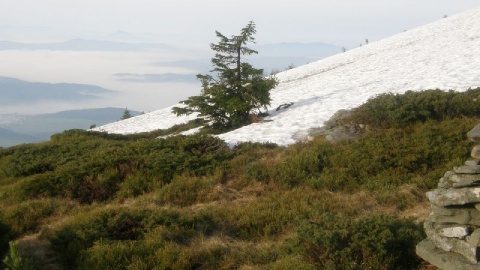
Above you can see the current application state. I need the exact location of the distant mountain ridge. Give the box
[0,126,40,146]
[0,76,116,105]
[0,107,142,147]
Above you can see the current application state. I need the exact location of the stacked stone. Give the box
[417,124,480,270]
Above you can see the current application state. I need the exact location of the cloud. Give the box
[0,39,174,51]
[152,59,210,73]
[114,73,198,83]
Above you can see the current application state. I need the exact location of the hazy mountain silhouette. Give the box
[0,107,142,147]
[0,76,116,104]
[0,126,41,147]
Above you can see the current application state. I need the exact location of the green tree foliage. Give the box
[172,21,278,130]
[120,108,132,120]
[2,242,33,270]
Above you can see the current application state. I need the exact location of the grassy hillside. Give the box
[1,88,480,269]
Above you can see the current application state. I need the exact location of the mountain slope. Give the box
[93,7,480,146]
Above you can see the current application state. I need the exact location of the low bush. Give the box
[0,218,12,257]
[48,208,206,268]
[78,239,190,270]
[293,214,425,269]
[349,88,480,128]
[157,175,216,206]
[1,88,479,269]
[2,199,63,235]
[3,132,230,203]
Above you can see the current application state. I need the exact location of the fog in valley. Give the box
[0,46,205,114]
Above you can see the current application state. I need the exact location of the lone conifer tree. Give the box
[172,21,277,130]
[121,108,132,120]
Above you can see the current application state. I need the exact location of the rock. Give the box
[438,225,472,238]
[417,124,480,267]
[431,206,480,225]
[424,220,454,251]
[455,166,480,174]
[427,187,480,206]
[431,203,456,215]
[438,171,480,188]
[467,160,480,166]
[467,124,480,143]
[308,109,360,142]
[439,171,456,188]
[425,221,479,263]
[322,109,353,129]
[451,174,480,188]
[416,239,480,270]
[469,229,480,247]
[473,146,480,160]
[275,102,294,111]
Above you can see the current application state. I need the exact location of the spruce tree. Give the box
[121,108,132,120]
[172,21,277,130]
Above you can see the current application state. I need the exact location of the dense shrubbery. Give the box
[0,88,479,269]
[349,88,480,128]
[2,132,230,203]
[295,214,424,269]
[0,218,12,258]
[223,118,474,192]
[48,208,203,267]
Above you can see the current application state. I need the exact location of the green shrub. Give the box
[116,173,160,198]
[2,199,61,235]
[265,255,316,270]
[308,118,474,191]
[157,175,215,206]
[2,242,33,270]
[4,133,231,204]
[0,218,12,257]
[50,209,148,267]
[78,239,190,270]
[226,142,281,184]
[269,140,333,187]
[293,214,424,269]
[82,240,191,270]
[1,89,479,269]
[48,208,202,268]
[350,88,480,128]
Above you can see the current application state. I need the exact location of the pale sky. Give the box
[1,0,479,47]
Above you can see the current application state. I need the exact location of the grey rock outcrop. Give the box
[308,109,361,142]
[417,124,480,269]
